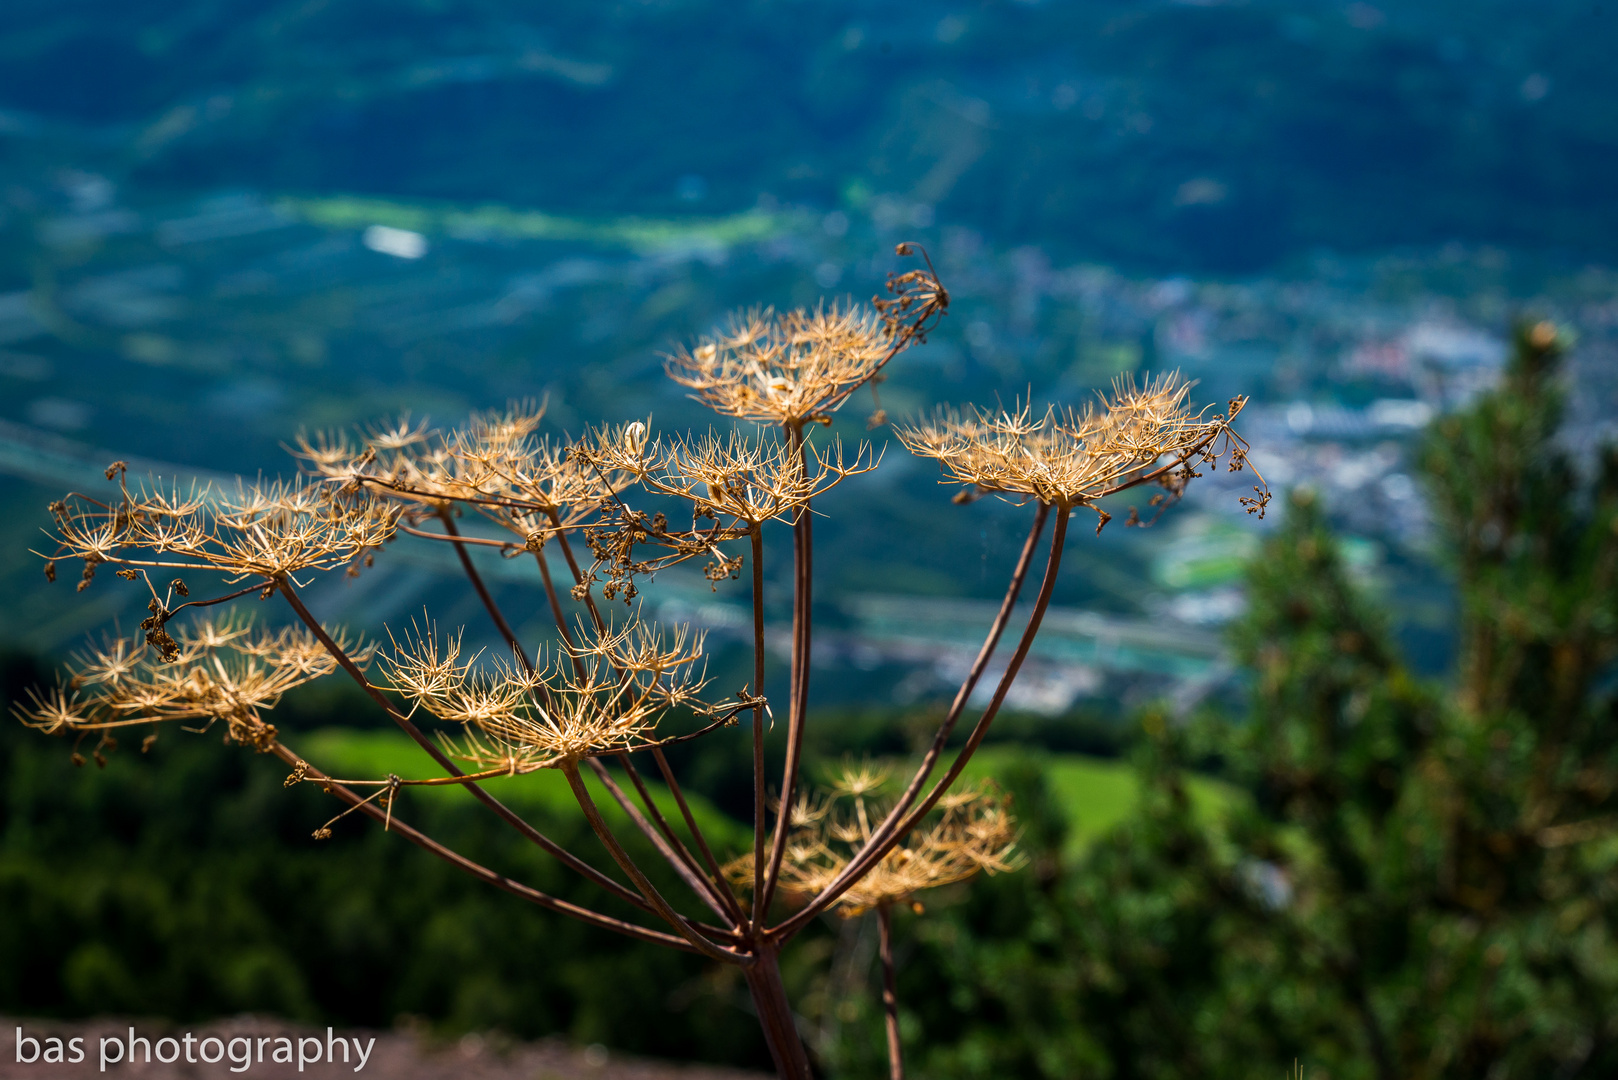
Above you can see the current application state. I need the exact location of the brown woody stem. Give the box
[542,510,739,924]
[878,904,905,1080]
[650,744,747,924]
[750,523,768,935]
[613,750,739,925]
[743,946,815,1080]
[266,741,693,951]
[761,427,812,918]
[561,759,742,963]
[438,508,530,670]
[276,579,655,917]
[772,503,1067,939]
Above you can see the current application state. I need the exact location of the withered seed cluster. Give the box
[16,247,1261,1080]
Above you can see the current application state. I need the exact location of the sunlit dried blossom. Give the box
[666,245,946,429]
[728,769,1022,916]
[897,373,1264,517]
[381,615,725,772]
[41,471,395,587]
[293,401,626,547]
[13,616,364,751]
[665,306,890,427]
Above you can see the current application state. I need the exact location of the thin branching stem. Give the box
[772,504,1068,939]
[613,749,738,925]
[584,753,733,926]
[165,581,269,619]
[878,903,905,1080]
[802,503,1049,893]
[750,522,768,936]
[437,507,532,673]
[276,578,657,917]
[543,507,739,925]
[532,547,587,682]
[649,744,747,924]
[265,741,695,951]
[561,759,744,963]
[760,424,812,917]
[398,522,520,549]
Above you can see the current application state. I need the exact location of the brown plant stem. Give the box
[541,512,740,925]
[877,904,905,1080]
[870,508,1071,866]
[532,547,589,682]
[265,741,693,951]
[561,759,742,963]
[276,578,656,917]
[760,426,812,918]
[750,523,768,934]
[437,507,529,669]
[743,946,816,1080]
[772,503,1068,939]
[613,749,738,924]
[650,744,747,923]
[533,554,739,922]
[584,753,735,927]
[862,502,1050,848]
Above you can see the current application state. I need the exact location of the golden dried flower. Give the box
[897,373,1259,512]
[666,304,901,427]
[728,778,1022,916]
[380,613,721,772]
[13,616,363,752]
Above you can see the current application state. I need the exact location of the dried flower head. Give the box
[41,472,395,587]
[381,613,726,772]
[666,305,894,427]
[898,374,1263,519]
[14,615,364,752]
[665,249,946,428]
[294,401,626,547]
[729,778,1022,916]
[654,429,877,525]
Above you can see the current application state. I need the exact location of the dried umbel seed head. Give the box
[14,616,364,753]
[666,250,945,430]
[727,779,1023,916]
[380,613,722,772]
[897,373,1264,515]
[666,304,895,427]
[41,469,397,586]
[294,401,625,546]
[653,430,879,526]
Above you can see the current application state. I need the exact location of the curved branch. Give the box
[562,760,746,963]
[438,508,530,670]
[749,524,768,935]
[265,741,696,951]
[772,504,1068,940]
[275,579,656,918]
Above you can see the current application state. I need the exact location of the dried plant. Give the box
[16,246,1262,1080]
[727,769,1023,914]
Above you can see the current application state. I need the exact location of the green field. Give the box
[962,745,1240,856]
[294,729,1239,862]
